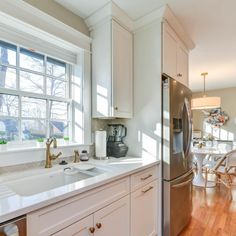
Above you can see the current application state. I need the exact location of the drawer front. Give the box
[27,177,129,236]
[131,165,158,191]
[131,180,158,236]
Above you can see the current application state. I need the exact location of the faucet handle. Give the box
[51,151,62,160]
[56,151,62,158]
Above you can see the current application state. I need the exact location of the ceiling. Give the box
[55,0,236,92]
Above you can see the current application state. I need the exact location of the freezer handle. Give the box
[172,175,194,188]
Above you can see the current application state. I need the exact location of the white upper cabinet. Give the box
[91,19,133,118]
[112,21,133,118]
[163,22,189,87]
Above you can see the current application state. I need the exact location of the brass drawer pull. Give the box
[142,186,153,193]
[89,227,95,233]
[141,174,152,181]
[96,223,102,229]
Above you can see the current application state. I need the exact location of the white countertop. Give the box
[0,157,159,223]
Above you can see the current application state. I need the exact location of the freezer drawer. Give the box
[163,170,193,236]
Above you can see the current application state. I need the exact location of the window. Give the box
[0,40,71,141]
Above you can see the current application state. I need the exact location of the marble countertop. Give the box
[0,157,160,223]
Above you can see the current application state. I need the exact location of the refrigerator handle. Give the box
[172,175,194,188]
[184,98,193,156]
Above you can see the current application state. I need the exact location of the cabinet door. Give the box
[94,195,130,236]
[52,215,93,236]
[112,20,133,118]
[177,45,188,86]
[163,25,177,80]
[131,180,158,236]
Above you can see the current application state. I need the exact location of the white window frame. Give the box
[0,40,74,142]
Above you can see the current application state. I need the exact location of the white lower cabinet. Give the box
[94,196,130,236]
[131,180,158,236]
[27,166,159,236]
[52,215,93,236]
[53,196,130,236]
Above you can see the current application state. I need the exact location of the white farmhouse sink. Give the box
[4,166,108,196]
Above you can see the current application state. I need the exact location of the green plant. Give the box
[63,136,69,141]
[37,138,44,142]
[0,140,7,145]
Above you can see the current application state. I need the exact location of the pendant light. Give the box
[191,72,221,110]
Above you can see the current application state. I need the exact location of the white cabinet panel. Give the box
[163,26,177,80]
[162,23,189,87]
[92,19,133,118]
[131,180,158,236]
[177,45,188,87]
[94,196,130,236]
[52,215,93,236]
[112,20,133,118]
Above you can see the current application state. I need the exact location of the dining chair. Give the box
[205,149,236,190]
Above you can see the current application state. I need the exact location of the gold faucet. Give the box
[45,138,62,168]
[74,150,80,163]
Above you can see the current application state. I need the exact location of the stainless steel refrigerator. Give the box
[162,74,193,236]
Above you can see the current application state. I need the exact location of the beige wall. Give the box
[23,0,89,36]
[193,87,236,140]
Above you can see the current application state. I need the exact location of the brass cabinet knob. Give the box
[96,223,102,229]
[89,227,95,233]
[114,106,118,111]
[177,73,182,77]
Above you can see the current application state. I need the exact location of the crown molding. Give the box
[85,1,133,31]
[134,5,195,50]
[0,0,92,52]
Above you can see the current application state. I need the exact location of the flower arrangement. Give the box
[205,109,229,128]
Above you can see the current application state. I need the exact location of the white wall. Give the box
[23,0,89,36]
[124,20,162,160]
[193,87,236,141]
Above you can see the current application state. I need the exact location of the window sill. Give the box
[0,142,85,154]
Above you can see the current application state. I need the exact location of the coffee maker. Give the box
[107,124,128,158]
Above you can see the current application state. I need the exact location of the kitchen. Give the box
[0,0,235,236]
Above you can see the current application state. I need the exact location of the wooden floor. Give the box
[179,182,236,236]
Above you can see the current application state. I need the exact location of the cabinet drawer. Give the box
[27,177,130,236]
[131,165,158,191]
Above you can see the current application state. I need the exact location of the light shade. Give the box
[191,96,221,110]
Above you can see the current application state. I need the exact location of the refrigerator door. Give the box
[162,75,193,180]
[163,170,193,236]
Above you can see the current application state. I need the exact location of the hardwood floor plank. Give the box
[179,182,236,236]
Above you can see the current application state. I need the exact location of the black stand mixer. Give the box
[107,124,128,158]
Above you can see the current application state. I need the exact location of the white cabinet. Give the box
[163,23,189,87]
[91,19,133,118]
[131,180,158,236]
[94,196,130,236]
[53,196,130,236]
[27,177,130,236]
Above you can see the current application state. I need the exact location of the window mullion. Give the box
[46,99,50,138]
[19,95,22,141]
[16,46,20,91]
[44,56,47,95]
[67,65,72,141]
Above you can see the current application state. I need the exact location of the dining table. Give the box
[191,146,228,188]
